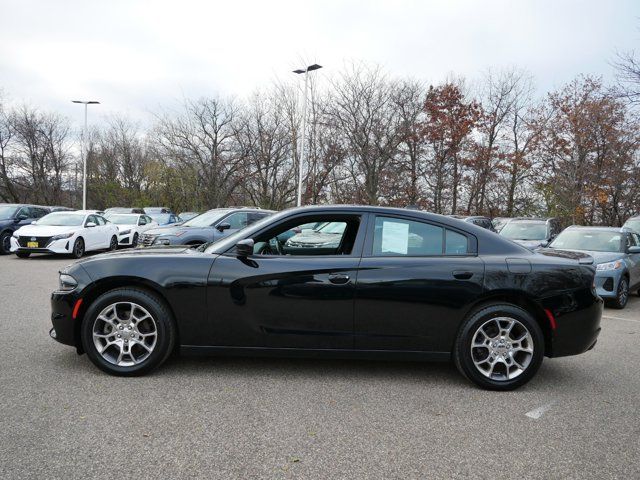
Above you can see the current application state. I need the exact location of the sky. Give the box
[1,0,639,129]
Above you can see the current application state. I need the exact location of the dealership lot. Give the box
[1,253,639,479]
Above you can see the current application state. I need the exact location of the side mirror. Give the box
[217,222,231,232]
[86,222,97,228]
[236,239,254,257]
[628,246,640,254]
[15,215,28,222]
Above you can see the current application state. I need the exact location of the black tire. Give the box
[453,303,545,391]
[608,277,629,309]
[72,238,85,258]
[80,288,176,376]
[0,231,11,255]
[15,251,31,258]
[108,235,118,251]
[132,233,139,247]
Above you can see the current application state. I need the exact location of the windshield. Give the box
[150,214,171,223]
[145,208,166,214]
[550,230,623,253]
[109,214,138,225]
[500,222,547,240]
[36,213,84,226]
[624,219,640,233]
[0,206,18,220]
[183,209,231,227]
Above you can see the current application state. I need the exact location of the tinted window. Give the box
[445,229,468,254]
[373,217,443,256]
[16,207,30,218]
[248,212,270,224]
[631,233,640,247]
[225,212,249,229]
[95,216,106,226]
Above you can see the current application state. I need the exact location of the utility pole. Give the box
[293,64,322,207]
[71,100,100,209]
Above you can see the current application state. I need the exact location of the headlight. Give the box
[596,260,623,271]
[51,232,74,241]
[12,232,19,238]
[119,229,131,235]
[58,273,78,291]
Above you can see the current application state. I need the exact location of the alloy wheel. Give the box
[92,302,158,367]
[470,317,534,381]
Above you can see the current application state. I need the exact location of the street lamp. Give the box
[293,63,322,207]
[72,100,100,210]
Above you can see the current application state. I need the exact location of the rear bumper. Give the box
[548,296,603,357]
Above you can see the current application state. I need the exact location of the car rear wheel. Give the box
[453,303,544,391]
[81,288,176,376]
[609,277,629,309]
[0,231,11,254]
[72,238,84,258]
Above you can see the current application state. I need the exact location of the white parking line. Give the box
[525,402,555,419]
[602,315,640,324]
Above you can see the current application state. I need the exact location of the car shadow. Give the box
[7,251,103,261]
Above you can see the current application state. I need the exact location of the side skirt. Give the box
[180,345,452,362]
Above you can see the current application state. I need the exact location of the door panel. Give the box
[355,256,485,351]
[207,255,359,349]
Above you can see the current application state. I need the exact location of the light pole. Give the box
[293,64,322,207]
[72,100,100,210]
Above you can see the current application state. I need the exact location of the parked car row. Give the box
[0,203,199,256]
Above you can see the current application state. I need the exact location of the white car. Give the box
[10,211,119,258]
[108,213,158,247]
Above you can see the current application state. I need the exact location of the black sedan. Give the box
[50,206,602,390]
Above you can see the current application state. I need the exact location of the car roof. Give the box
[509,217,554,223]
[207,205,529,256]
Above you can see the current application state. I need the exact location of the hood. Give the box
[287,232,341,246]
[73,245,199,265]
[513,239,547,249]
[14,224,79,237]
[539,248,623,265]
[115,224,136,232]
[145,225,188,236]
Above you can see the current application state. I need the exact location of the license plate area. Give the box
[27,241,38,248]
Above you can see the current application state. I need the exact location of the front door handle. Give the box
[328,273,350,285]
[452,271,473,280]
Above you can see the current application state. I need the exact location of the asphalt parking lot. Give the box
[1,253,639,480]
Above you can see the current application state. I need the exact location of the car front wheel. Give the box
[454,303,544,391]
[0,231,11,254]
[72,238,85,258]
[609,277,629,309]
[81,288,176,376]
[109,235,118,251]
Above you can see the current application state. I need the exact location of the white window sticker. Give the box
[381,221,409,254]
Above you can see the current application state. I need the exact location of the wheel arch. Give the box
[73,276,180,354]
[457,290,552,356]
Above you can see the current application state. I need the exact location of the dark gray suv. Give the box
[138,207,274,247]
[0,204,51,254]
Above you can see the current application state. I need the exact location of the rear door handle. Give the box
[328,273,350,284]
[452,271,473,280]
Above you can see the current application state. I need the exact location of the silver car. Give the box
[544,226,640,309]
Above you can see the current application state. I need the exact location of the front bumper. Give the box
[594,271,622,299]
[118,233,134,245]
[50,291,80,348]
[10,236,74,254]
